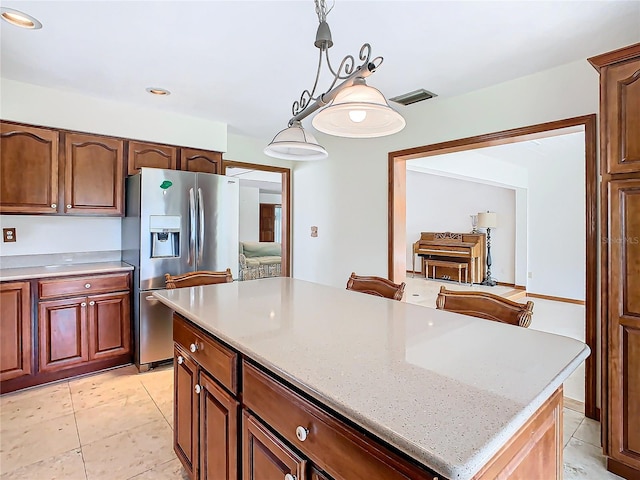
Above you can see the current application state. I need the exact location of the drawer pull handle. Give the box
[194,384,201,394]
[177,356,184,365]
[85,283,91,289]
[295,426,309,442]
[285,475,297,480]
[190,343,198,353]
[66,204,72,209]
[89,301,95,306]
[51,203,57,208]
[81,302,87,307]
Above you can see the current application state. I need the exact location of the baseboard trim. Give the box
[526,292,585,305]
[607,457,640,480]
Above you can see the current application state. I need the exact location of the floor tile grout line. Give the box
[68,380,90,480]
[139,378,174,430]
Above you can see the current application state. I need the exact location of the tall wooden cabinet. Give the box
[589,43,640,479]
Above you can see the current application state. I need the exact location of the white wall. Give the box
[259,193,282,204]
[239,187,260,242]
[289,59,599,288]
[406,172,516,284]
[0,215,121,256]
[527,139,585,300]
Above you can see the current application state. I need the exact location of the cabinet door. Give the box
[174,345,199,480]
[0,282,32,381]
[87,292,131,361]
[0,123,59,214]
[243,412,306,480]
[199,371,238,480]
[602,58,640,174]
[38,297,88,372]
[64,133,124,215]
[608,178,640,471]
[180,148,221,174]
[127,141,177,175]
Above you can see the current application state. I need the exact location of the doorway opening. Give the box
[388,115,598,420]
[223,160,291,278]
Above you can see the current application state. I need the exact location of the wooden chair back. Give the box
[435,286,533,327]
[165,269,233,289]
[346,272,406,301]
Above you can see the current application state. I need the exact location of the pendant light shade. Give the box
[264,121,328,161]
[311,79,406,138]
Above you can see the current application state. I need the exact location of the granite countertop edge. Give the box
[0,261,134,281]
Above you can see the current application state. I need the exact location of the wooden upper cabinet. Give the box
[589,44,640,175]
[0,282,32,382]
[0,123,59,214]
[127,140,177,175]
[64,133,124,215]
[180,148,221,174]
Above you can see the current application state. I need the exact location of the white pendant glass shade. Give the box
[264,122,328,161]
[312,82,406,138]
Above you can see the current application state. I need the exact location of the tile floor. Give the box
[0,281,621,479]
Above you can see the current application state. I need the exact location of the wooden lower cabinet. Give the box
[243,412,306,480]
[38,296,89,372]
[174,345,199,479]
[1,271,132,394]
[174,344,239,480]
[0,281,32,381]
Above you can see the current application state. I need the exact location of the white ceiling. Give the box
[1,1,639,143]
[407,129,585,188]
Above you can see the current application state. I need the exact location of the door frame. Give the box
[222,160,291,277]
[388,114,598,420]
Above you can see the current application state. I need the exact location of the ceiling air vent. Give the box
[389,89,437,106]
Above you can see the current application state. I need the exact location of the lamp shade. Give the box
[477,212,498,229]
[264,122,328,161]
[311,80,406,138]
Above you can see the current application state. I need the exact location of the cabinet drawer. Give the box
[243,362,437,480]
[173,314,237,395]
[38,273,130,299]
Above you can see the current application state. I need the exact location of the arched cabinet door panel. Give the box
[64,133,124,215]
[180,147,221,174]
[0,123,59,214]
[127,140,177,175]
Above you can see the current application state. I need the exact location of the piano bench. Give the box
[423,259,469,284]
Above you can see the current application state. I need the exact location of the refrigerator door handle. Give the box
[197,187,204,263]
[188,187,196,265]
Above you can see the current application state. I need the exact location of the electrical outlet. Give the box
[528,271,533,279]
[311,226,318,238]
[3,228,16,243]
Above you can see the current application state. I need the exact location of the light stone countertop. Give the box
[153,277,589,480]
[0,261,133,282]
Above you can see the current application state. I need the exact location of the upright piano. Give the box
[412,232,486,284]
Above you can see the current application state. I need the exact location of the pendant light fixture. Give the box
[264,0,405,160]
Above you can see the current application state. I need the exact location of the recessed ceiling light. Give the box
[1,8,42,29]
[146,87,171,96]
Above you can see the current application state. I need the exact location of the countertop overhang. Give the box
[153,277,589,480]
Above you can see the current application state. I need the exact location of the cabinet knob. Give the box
[89,301,95,306]
[66,204,72,209]
[51,203,57,208]
[85,283,91,289]
[189,343,198,353]
[295,426,309,442]
[81,302,87,307]
[194,384,201,394]
[285,475,297,480]
[177,356,184,365]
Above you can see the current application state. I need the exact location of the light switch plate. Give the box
[3,228,16,242]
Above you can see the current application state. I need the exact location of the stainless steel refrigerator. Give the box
[122,167,239,371]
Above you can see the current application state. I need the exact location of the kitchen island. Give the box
[153,277,589,480]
